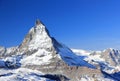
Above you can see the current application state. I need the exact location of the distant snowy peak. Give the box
[103,48,117,52]
[100,48,120,66]
[0,46,18,57]
[0,46,5,57]
[72,48,120,68]
[87,48,120,73]
[19,19,54,54]
[71,48,91,56]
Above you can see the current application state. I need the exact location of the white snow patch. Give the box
[21,49,53,65]
[28,24,53,50]
[71,48,91,56]
[85,54,105,62]
[0,68,47,81]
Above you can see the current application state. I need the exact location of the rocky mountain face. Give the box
[19,19,55,55]
[101,48,120,66]
[0,20,120,81]
[90,48,120,73]
[72,48,120,80]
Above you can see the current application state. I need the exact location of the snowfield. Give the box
[0,68,48,81]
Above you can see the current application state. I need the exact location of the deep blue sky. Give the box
[0,0,120,50]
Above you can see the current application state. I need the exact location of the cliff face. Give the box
[18,19,55,55]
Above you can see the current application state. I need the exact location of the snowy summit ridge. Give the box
[19,19,54,54]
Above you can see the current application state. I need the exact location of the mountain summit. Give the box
[18,19,95,68]
[35,19,42,25]
[19,19,54,54]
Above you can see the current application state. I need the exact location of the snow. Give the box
[4,55,22,68]
[21,49,53,65]
[103,48,114,52]
[71,48,120,74]
[0,46,5,51]
[71,48,91,56]
[18,23,55,66]
[28,24,53,50]
[6,47,17,54]
[0,68,48,81]
[0,59,5,67]
[85,54,105,62]
[56,44,96,69]
[115,66,120,71]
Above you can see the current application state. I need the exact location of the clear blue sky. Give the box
[0,0,120,50]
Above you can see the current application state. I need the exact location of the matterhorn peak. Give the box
[18,19,54,54]
[35,19,44,28]
[34,19,50,36]
[34,19,45,30]
[35,19,43,26]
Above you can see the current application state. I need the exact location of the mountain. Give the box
[72,48,120,71]
[0,19,120,81]
[72,48,120,80]
[19,19,55,55]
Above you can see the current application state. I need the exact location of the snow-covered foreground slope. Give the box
[0,68,47,81]
[0,57,70,81]
[0,19,120,81]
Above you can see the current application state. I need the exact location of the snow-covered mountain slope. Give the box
[17,19,95,69]
[0,67,68,81]
[0,19,120,81]
[19,19,55,55]
[0,68,46,81]
[72,48,120,74]
[52,38,96,68]
[0,46,5,57]
[0,46,18,57]
[87,48,120,73]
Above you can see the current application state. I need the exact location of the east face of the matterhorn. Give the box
[0,19,120,81]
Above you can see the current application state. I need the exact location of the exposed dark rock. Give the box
[0,73,13,77]
[40,74,70,81]
[35,19,41,25]
[5,55,22,69]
